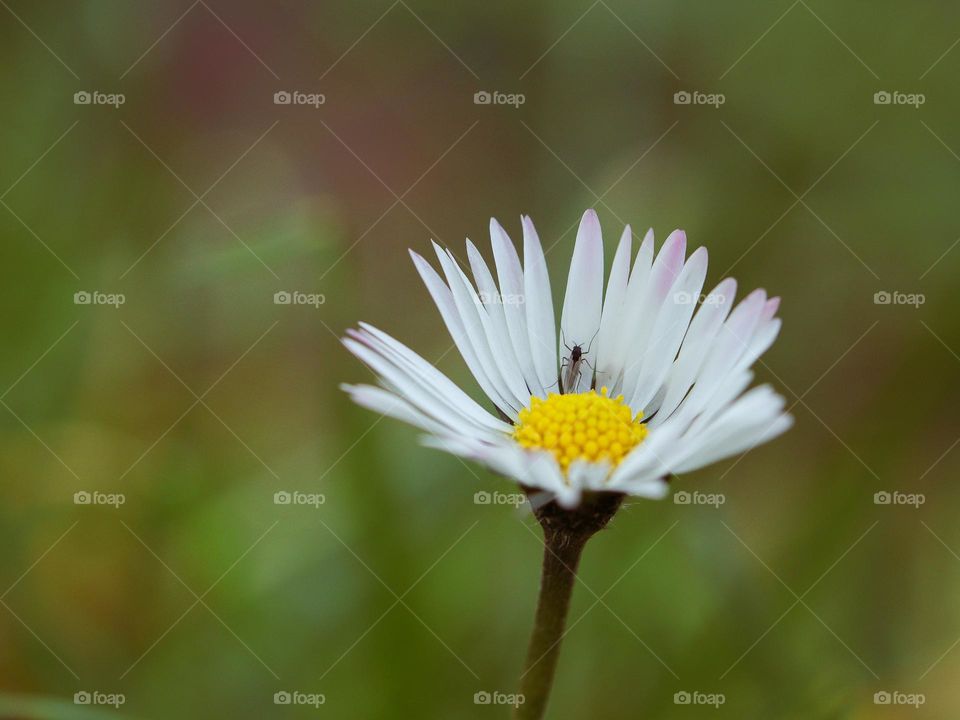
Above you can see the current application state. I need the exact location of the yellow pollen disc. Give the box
[513,387,648,472]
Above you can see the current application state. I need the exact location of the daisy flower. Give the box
[342,209,792,508]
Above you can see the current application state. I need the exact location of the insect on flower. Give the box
[559,329,598,394]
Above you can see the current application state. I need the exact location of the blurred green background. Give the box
[1,1,958,718]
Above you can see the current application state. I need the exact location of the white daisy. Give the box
[342,209,792,508]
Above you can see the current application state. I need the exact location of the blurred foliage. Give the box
[1,0,959,718]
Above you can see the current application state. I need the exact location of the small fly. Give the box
[559,329,598,394]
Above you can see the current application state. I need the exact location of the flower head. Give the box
[342,210,792,507]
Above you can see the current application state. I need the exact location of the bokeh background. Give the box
[1,1,958,718]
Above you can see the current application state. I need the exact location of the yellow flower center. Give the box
[513,387,648,472]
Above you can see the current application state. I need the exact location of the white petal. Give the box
[559,209,604,393]
[652,277,737,427]
[341,383,450,436]
[620,229,687,401]
[354,323,511,434]
[609,421,684,486]
[568,459,612,493]
[527,452,576,506]
[761,296,780,321]
[424,436,572,505]
[596,225,632,386]
[410,249,515,416]
[628,245,709,412]
[450,244,531,407]
[619,477,670,500]
[343,337,506,440]
[425,435,521,476]
[667,288,767,428]
[673,406,793,473]
[603,228,654,392]
[521,215,557,394]
[683,369,755,440]
[466,240,528,395]
[733,316,781,376]
[432,243,527,413]
[490,219,543,398]
[643,383,668,419]
[672,386,784,468]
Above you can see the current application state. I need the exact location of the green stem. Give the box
[514,529,588,720]
[514,491,623,720]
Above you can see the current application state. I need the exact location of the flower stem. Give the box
[514,530,587,719]
[514,492,623,720]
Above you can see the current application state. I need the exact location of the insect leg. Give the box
[584,327,601,355]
